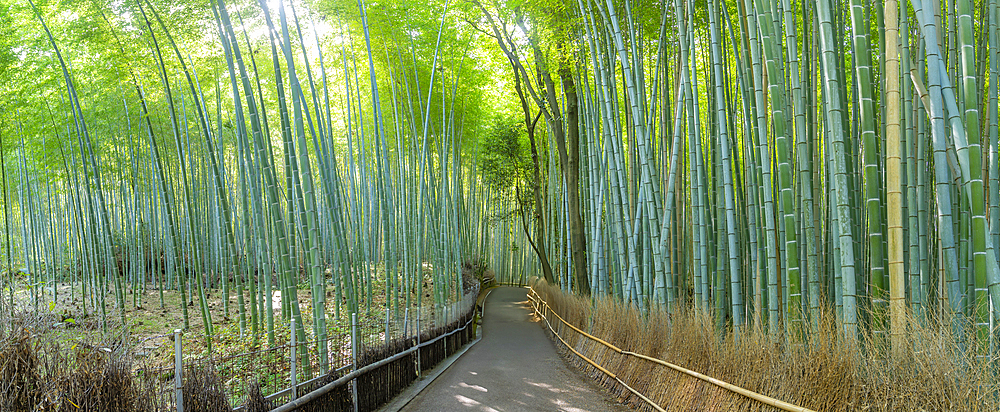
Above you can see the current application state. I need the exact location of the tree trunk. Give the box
[558,63,590,294]
[530,31,588,294]
[473,0,556,285]
[525,111,556,284]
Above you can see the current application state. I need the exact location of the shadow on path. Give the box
[400,287,628,412]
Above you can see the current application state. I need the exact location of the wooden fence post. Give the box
[174,329,183,412]
[351,313,359,412]
[291,319,297,400]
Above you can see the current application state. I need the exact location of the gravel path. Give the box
[400,287,629,412]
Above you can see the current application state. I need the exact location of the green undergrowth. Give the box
[7,270,447,358]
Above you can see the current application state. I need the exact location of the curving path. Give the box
[399,287,628,412]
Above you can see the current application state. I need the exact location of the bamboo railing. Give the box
[527,287,816,412]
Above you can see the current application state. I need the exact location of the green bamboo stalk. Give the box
[912,0,964,344]
[955,0,989,355]
[847,0,886,340]
[817,0,859,341]
[753,0,800,336]
[707,0,742,336]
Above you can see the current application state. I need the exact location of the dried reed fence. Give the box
[529,279,1000,412]
[0,326,207,412]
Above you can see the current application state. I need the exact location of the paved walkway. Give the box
[400,287,628,412]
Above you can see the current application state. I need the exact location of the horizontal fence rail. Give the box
[140,285,482,412]
[264,287,480,412]
[527,287,816,412]
[270,309,478,412]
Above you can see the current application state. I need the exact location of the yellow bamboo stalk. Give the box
[885,0,906,359]
[907,65,931,112]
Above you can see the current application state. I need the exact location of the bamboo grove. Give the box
[1,0,489,372]
[473,0,1000,363]
[5,0,1000,380]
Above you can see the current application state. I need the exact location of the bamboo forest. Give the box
[2,0,1000,409]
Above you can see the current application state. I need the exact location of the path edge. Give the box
[377,287,499,412]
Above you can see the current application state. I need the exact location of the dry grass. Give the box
[242,381,275,412]
[182,365,233,412]
[0,330,163,412]
[0,311,233,412]
[531,279,999,412]
[0,333,42,411]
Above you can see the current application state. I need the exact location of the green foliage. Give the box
[478,116,530,190]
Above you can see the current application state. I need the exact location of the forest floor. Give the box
[5,272,453,369]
